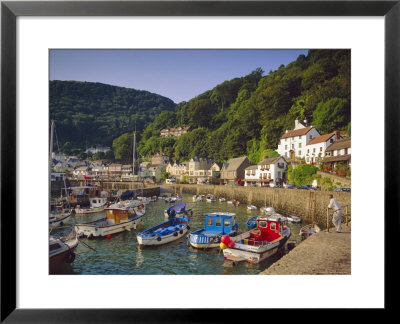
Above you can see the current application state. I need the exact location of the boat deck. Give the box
[260,224,351,275]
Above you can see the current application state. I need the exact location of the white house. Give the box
[188,157,214,184]
[244,157,288,187]
[323,137,351,169]
[277,120,320,160]
[85,145,111,155]
[305,131,340,164]
[166,161,189,180]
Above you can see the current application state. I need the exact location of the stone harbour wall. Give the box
[170,184,351,229]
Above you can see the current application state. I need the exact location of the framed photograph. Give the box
[1,0,397,321]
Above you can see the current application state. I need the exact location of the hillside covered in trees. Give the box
[49,80,176,155]
[134,49,350,163]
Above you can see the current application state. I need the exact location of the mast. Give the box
[49,120,54,213]
[132,131,136,197]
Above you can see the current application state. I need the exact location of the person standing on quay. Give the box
[328,194,342,232]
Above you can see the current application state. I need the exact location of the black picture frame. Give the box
[1,0,397,322]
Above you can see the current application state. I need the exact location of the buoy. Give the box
[221,235,231,245]
[157,237,162,241]
[60,221,64,226]
[107,234,111,240]
[179,230,183,234]
[220,242,228,250]
[228,240,235,248]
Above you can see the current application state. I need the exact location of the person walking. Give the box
[328,194,342,232]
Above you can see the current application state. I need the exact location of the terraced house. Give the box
[219,156,251,185]
[244,157,288,187]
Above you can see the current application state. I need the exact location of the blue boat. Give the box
[137,216,190,246]
[246,216,258,230]
[189,212,238,249]
[164,202,192,218]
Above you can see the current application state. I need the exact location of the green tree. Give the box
[312,97,348,133]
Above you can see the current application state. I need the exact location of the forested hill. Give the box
[49,80,176,154]
[136,49,350,164]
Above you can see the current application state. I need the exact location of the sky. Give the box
[50,49,309,104]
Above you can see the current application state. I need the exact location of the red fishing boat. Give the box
[220,214,291,264]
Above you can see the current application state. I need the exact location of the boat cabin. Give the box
[105,206,134,224]
[69,186,102,204]
[248,216,288,243]
[204,213,236,235]
[89,197,107,208]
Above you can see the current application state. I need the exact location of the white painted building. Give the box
[166,161,189,180]
[244,157,288,187]
[277,120,320,160]
[305,131,340,164]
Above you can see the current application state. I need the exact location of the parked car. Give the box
[333,187,351,192]
[297,185,313,190]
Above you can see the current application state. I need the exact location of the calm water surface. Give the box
[54,194,303,275]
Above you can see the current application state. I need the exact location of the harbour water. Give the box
[53,193,303,275]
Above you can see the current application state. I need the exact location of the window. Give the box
[292,144,294,149]
[313,148,316,153]
[298,136,301,139]
[298,150,301,155]
[259,221,267,228]
[299,143,302,148]
[320,147,323,152]
[270,223,276,230]
[307,149,310,153]
[330,139,334,143]
[285,145,287,150]
[207,218,213,226]
[216,218,221,226]
[224,219,230,227]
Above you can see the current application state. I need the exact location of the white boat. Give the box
[74,201,145,239]
[49,205,72,228]
[247,205,257,210]
[137,196,150,204]
[299,224,320,238]
[287,215,302,223]
[219,197,226,202]
[49,228,79,274]
[74,197,108,214]
[193,194,204,202]
[206,194,216,202]
[137,216,190,246]
[221,214,291,264]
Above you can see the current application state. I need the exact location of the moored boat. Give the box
[219,197,226,202]
[299,224,320,238]
[74,197,108,214]
[221,214,291,264]
[74,201,145,239]
[247,205,257,210]
[137,216,190,246]
[189,212,238,249]
[193,194,204,202]
[49,205,72,228]
[164,202,192,218]
[287,215,302,223]
[49,228,79,274]
[206,194,216,202]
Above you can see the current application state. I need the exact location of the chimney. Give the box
[335,130,341,140]
[294,119,299,129]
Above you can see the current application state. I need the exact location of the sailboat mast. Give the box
[132,131,136,196]
[49,120,54,213]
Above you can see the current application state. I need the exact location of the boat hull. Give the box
[137,226,189,246]
[75,206,106,214]
[223,232,290,264]
[49,245,77,274]
[75,215,142,238]
[49,213,72,228]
